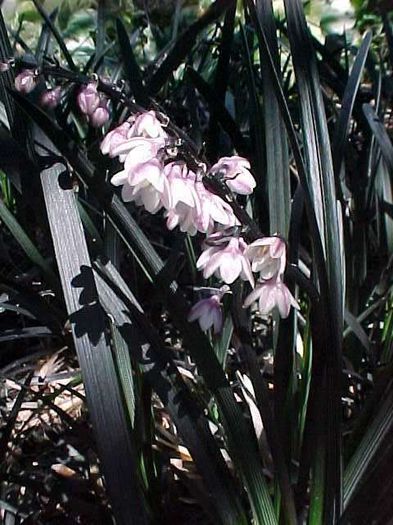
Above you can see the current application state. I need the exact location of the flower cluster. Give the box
[100,110,256,235]
[99,109,298,327]
[196,234,298,320]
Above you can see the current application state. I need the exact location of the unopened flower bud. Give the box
[90,100,110,128]
[15,69,36,94]
[40,86,62,109]
[77,82,100,116]
[0,62,9,73]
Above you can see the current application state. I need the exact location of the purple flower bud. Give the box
[77,82,100,116]
[15,69,36,94]
[40,86,62,109]
[90,101,110,128]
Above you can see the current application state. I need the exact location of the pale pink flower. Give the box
[165,204,198,236]
[193,181,238,234]
[121,182,163,213]
[111,136,166,164]
[90,100,110,127]
[101,122,131,157]
[15,69,36,94]
[243,278,299,318]
[162,161,198,210]
[77,82,100,115]
[111,157,167,213]
[129,110,168,139]
[210,156,256,195]
[40,86,62,109]
[187,294,223,334]
[197,237,254,285]
[245,236,286,279]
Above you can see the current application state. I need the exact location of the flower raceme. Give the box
[100,110,248,235]
[100,110,298,319]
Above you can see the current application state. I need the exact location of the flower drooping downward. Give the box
[245,236,286,279]
[187,285,229,334]
[210,156,256,195]
[197,236,254,286]
[243,235,298,318]
[243,278,299,318]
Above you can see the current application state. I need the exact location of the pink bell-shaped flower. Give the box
[210,156,256,195]
[197,236,254,286]
[101,122,131,157]
[187,294,223,334]
[243,277,299,318]
[245,236,286,279]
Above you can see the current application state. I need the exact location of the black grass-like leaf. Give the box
[40,163,148,525]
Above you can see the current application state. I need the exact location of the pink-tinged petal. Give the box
[90,105,109,127]
[196,246,219,269]
[166,210,179,230]
[111,170,128,186]
[198,308,214,331]
[121,184,136,202]
[270,237,286,258]
[187,299,208,322]
[276,287,291,319]
[226,171,256,195]
[202,252,225,279]
[243,286,263,308]
[212,307,223,334]
[131,111,167,138]
[77,83,100,115]
[240,258,255,287]
[219,254,242,284]
[258,285,277,315]
[40,86,62,109]
[141,188,162,213]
